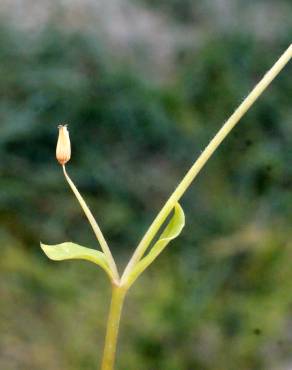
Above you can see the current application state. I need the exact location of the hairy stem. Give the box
[62,165,119,280]
[122,44,292,283]
[101,285,127,370]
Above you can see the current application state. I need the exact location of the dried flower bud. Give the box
[56,125,71,165]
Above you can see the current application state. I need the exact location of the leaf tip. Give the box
[40,242,53,259]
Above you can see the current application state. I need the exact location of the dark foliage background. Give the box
[0,1,291,369]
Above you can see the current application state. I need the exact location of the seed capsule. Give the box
[56,124,71,165]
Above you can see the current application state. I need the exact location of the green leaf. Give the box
[40,242,112,278]
[127,203,185,287]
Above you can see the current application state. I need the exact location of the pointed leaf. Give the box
[127,203,185,286]
[40,242,112,278]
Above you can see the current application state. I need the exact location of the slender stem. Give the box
[62,165,119,280]
[101,284,127,370]
[122,44,292,283]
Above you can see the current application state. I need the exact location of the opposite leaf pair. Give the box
[41,201,185,287]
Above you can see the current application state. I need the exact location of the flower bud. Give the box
[56,124,71,165]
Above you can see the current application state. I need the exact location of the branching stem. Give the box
[54,45,292,370]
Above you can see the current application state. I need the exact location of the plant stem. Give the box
[62,165,119,280]
[101,284,127,370]
[122,44,292,283]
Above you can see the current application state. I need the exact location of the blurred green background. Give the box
[0,1,292,369]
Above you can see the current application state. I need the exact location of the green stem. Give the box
[122,43,292,283]
[101,284,127,370]
[62,165,119,280]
